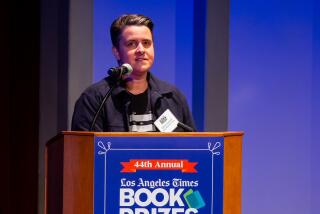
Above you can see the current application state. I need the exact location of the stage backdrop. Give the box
[229,0,320,213]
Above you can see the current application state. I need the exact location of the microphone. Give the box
[108,63,133,77]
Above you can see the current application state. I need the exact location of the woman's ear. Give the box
[112,46,120,61]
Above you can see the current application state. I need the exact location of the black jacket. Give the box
[71,72,196,132]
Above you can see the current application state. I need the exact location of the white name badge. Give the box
[154,109,179,132]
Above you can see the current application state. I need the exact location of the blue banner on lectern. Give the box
[94,136,224,214]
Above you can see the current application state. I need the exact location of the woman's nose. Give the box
[136,42,145,54]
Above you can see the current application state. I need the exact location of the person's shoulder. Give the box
[75,77,114,103]
[81,77,111,96]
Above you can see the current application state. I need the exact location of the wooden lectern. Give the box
[45,131,243,214]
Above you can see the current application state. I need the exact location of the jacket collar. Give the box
[147,72,174,95]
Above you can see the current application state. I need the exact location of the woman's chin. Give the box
[132,68,149,76]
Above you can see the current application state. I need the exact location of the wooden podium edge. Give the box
[45,133,95,214]
[224,134,243,214]
[60,130,244,138]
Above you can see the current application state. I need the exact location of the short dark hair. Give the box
[110,14,154,48]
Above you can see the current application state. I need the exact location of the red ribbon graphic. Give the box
[121,159,198,173]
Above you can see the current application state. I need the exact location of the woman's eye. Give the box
[142,40,151,47]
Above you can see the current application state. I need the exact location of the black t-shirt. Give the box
[128,89,156,132]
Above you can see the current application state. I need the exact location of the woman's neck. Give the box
[125,73,148,95]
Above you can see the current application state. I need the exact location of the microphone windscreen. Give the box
[122,63,133,75]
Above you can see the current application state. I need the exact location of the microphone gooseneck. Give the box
[177,122,194,132]
[89,63,133,131]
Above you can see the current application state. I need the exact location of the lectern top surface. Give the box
[61,131,244,137]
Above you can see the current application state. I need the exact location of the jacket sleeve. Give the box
[71,91,104,131]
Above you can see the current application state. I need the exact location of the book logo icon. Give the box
[183,189,206,209]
